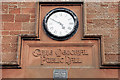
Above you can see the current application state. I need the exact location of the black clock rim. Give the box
[43,8,79,41]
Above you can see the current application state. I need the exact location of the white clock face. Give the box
[43,8,78,41]
[47,12,75,37]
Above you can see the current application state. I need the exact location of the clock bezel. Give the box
[43,8,79,41]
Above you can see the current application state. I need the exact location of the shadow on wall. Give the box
[118,1,120,62]
[118,1,120,79]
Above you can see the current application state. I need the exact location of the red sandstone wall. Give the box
[2,2,36,63]
[1,2,119,65]
[85,2,119,63]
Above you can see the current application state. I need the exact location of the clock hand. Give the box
[50,18,65,29]
[50,18,60,24]
[61,24,65,29]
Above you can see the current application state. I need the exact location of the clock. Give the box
[43,8,79,41]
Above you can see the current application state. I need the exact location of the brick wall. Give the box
[2,2,36,64]
[85,2,119,63]
[1,2,119,65]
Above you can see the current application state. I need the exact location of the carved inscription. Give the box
[32,48,88,65]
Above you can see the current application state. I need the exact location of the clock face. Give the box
[43,8,78,41]
[47,12,74,37]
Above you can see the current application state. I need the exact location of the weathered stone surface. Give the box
[1,1,120,79]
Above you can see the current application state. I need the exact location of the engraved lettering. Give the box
[32,48,88,65]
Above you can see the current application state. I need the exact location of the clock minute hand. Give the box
[50,18,65,29]
[50,18,60,24]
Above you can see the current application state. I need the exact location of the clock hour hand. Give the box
[61,24,65,29]
[50,18,65,29]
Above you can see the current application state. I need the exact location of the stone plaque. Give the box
[53,69,68,80]
[22,42,98,68]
